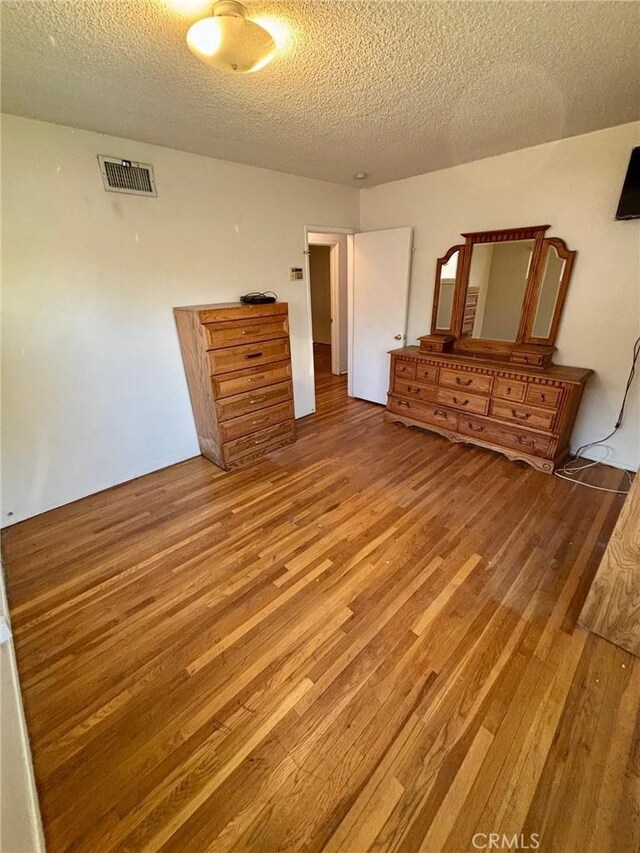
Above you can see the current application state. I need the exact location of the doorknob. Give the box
[394,334,403,340]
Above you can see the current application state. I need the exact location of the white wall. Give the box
[361,122,640,471]
[1,115,359,525]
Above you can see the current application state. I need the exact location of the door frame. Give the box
[303,225,356,410]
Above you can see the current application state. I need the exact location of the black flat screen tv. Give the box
[615,146,640,220]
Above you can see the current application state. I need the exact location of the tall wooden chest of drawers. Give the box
[174,302,296,470]
[386,347,592,473]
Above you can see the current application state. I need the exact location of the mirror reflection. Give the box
[532,245,565,338]
[435,250,458,330]
[463,240,534,342]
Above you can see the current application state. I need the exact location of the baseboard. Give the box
[577,445,637,473]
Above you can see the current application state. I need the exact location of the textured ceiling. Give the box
[2,0,639,186]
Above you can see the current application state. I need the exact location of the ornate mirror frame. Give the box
[430,244,464,336]
[422,225,577,368]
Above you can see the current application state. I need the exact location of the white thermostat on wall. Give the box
[289,267,303,281]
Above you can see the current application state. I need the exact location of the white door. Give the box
[351,227,413,404]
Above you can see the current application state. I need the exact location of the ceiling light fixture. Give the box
[187,0,276,73]
[354,172,368,180]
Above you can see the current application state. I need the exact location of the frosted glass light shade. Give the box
[187,2,276,73]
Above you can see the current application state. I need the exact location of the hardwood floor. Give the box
[2,351,638,852]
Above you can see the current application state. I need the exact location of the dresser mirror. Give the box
[462,239,534,342]
[424,225,576,367]
[433,246,461,333]
[526,237,575,343]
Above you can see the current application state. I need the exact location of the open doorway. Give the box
[305,228,352,408]
[308,245,333,380]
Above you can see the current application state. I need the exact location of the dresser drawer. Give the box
[490,400,555,432]
[394,359,416,380]
[224,420,295,464]
[416,363,439,384]
[437,387,489,416]
[216,381,293,422]
[458,416,553,458]
[525,384,563,409]
[439,368,492,395]
[388,396,458,430]
[394,378,436,402]
[212,362,292,399]
[207,339,290,375]
[220,400,294,442]
[203,315,288,350]
[493,377,526,403]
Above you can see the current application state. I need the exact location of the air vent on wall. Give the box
[98,155,157,197]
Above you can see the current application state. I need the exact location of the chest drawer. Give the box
[394,359,416,380]
[394,378,436,402]
[216,380,292,422]
[224,420,295,464]
[493,377,527,403]
[212,361,292,399]
[207,339,290,375]
[525,385,563,408]
[490,400,555,432]
[458,416,553,458]
[416,363,439,384]
[220,400,294,442]
[439,368,492,395]
[437,387,489,416]
[388,396,458,430]
[203,315,288,350]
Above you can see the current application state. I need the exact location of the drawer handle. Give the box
[511,410,531,420]
[252,416,269,425]
[468,423,484,433]
[407,385,421,394]
[245,352,263,360]
[516,435,535,448]
[539,393,546,402]
[249,396,266,404]
[433,409,447,418]
[455,377,473,387]
[453,397,469,406]
[397,400,410,408]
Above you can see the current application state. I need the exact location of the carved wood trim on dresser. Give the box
[174,302,296,470]
[385,347,592,473]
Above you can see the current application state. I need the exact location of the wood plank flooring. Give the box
[2,344,638,852]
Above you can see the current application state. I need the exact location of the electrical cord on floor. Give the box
[554,335,640,495]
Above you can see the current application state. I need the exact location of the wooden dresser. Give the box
[387,225,593,472]
[174,302,296,470]
[386,348,591,473]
